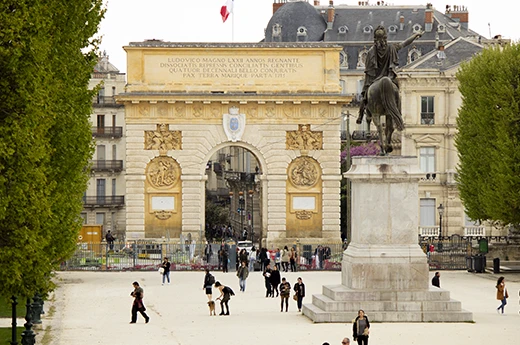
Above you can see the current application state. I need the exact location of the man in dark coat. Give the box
[432,272,441,288]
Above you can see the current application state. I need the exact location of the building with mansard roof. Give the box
[265,0,509,238]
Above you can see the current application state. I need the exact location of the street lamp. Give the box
[238,191,244,240]
[437,203,445,240]
[228,192,233,232]
[248,189,254,243]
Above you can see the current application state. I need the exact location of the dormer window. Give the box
[340,51,349,68]
[388,25,398,34]
[412,23,422,33]
[297,26,307,36]
[363,25,373,34]
[407,46,422,64]
[437,24,446,33]
[272,23,282,38]
[338,25,349,34]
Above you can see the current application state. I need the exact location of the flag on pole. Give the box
[220,0,234,23]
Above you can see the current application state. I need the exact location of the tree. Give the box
[455,43,520,227]
[0,1,104,299]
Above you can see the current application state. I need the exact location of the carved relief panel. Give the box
[286,156,322,238]
[286,124,323,151]
[145,156,182,238]
[144,124,182,154]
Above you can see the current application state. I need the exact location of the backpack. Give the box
[208,274,216,285]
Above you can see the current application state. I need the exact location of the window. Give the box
[420,147,435,173]
[420,198,436,226]
[95,212,105,225]
[80,213,88,224]
[97,114,105,127]
[97,145,106,161]
[338,25,348,34]
[112,179,116,196]
[421,96,435,124]
[112,145,117,160]
[96,179,106,205]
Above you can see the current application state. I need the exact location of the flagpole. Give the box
[232,0,235,42]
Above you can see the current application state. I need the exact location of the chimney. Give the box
[450,5,469,30]
[272,0,286,15]
[314,0,320,6]
[425,5,433,32]
[399,15,405,30]
[327,1,335,29]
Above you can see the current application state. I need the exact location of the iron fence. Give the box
[60,241,347,272]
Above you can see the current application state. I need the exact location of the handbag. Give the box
[158,267,165,274]
[293,294,298,301]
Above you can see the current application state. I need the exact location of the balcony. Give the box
[91,160,123,172]
[419,226,440,237]
[82,196,125,208]
[91,126,123,138]
[352,130,379,141]
[93,96,123,108]
[464,226,486,237]
[421,112,435,125]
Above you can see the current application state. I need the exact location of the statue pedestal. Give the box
[303,156,473,322]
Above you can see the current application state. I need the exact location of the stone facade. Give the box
[118,43,350,245]
[83,53,126,239]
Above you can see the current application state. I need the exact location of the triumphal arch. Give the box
[118,42,351,246]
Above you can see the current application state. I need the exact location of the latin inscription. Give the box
[159,57,305,79]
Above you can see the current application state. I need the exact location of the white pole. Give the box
[232,0,235,42]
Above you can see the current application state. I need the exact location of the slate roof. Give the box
[263,3,483,70]
[264,1,327,42]
[403,37,483,71]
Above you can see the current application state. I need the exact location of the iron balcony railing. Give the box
[421,112,435,125]
[91,126,123,138]
[82,196,125,207]
[90,160,123,172]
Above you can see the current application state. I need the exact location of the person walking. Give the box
[161,257,171,285]
[236,260,249,292]
[263,263,273,298]
[130,281,149,324]
[293,277,305,312]
[289,247,297,272]
[203,269,215,301]
[342,338,351,345]
[204,241,213,264]
[352,309,370,345]
[249,247,257,272]
[496,276,509,314]
[281,246,290,272]
[274,248,281,271]
[220,242,229,273]
[215,281,234,315]
[279,277,291,312]
[105,230,115,250]
[239,249,249,266]
[270,264,281,297]
[431,272,440,288]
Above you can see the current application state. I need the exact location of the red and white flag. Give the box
[220,0,234,23]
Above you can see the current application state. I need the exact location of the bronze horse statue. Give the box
[365,76,404,155]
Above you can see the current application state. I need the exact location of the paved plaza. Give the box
[35,270,519,345]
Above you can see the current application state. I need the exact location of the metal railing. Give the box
[91,126,123,138]
[90,160,123,172]
[82,196,125,207]
[421,112,435,125]
[60,241,346,271]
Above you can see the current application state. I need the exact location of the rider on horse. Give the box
[357,25,423,124]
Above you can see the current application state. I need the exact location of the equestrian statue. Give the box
[357,25,423,155]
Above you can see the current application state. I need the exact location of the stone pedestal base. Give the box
[303,156,473,323]
[302,285,473,322]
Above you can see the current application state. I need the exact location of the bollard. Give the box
[20,298,35,345]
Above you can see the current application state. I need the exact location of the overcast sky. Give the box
[98,0,520,73]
